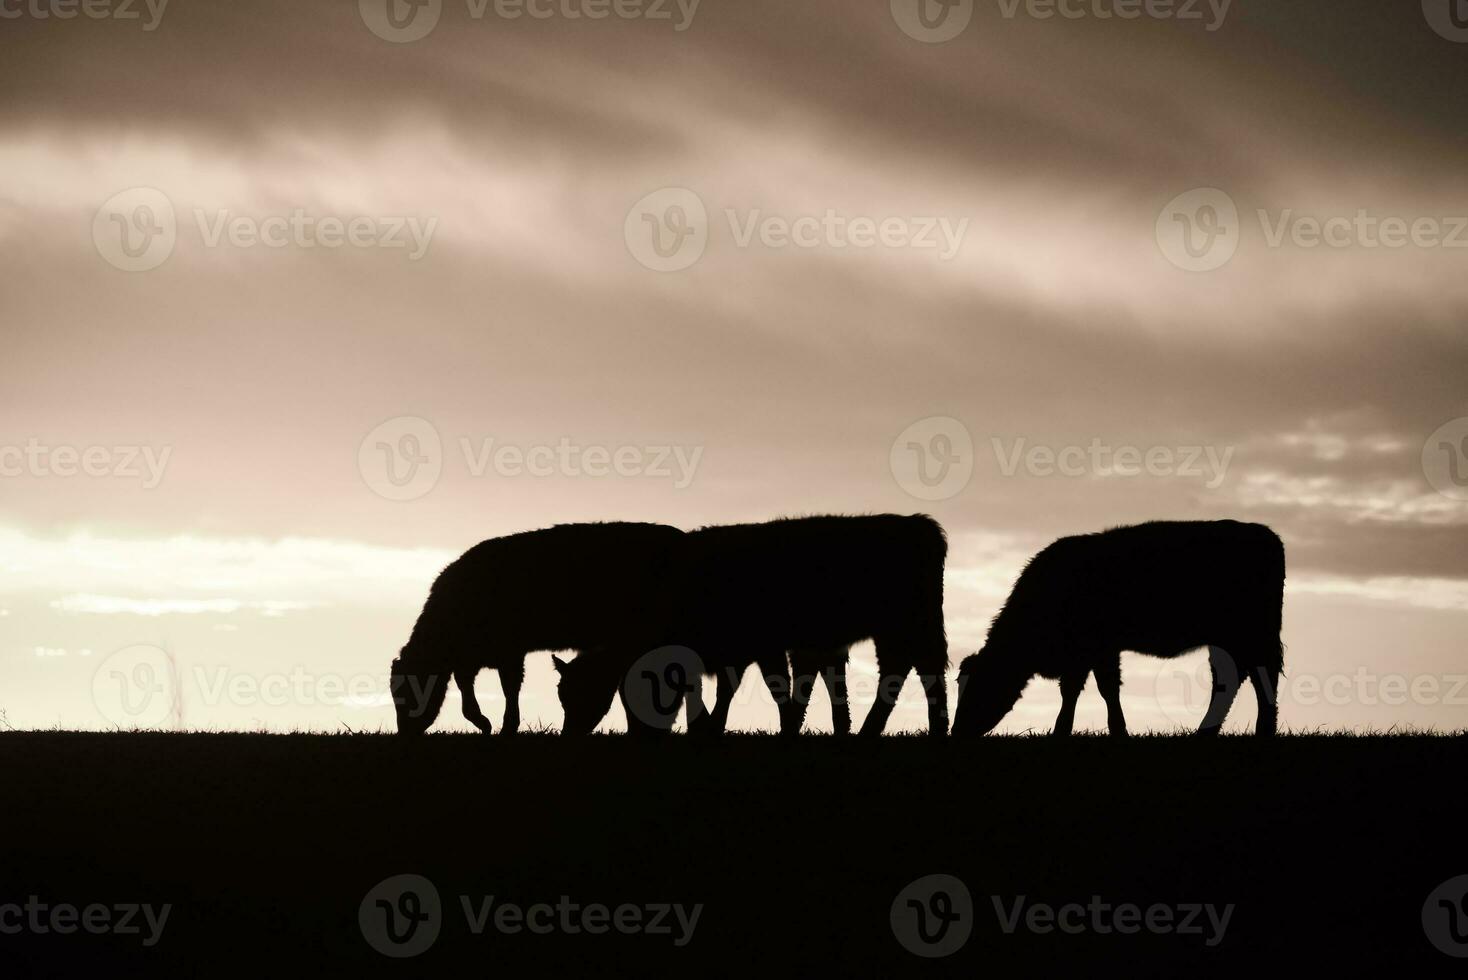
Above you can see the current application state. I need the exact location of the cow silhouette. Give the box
[557,514,949,737]
[952,520,1285,737]
[390,522,684,735]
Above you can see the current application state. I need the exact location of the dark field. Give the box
[2,732,1466,976]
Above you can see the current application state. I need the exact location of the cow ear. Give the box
[552,655,568,673]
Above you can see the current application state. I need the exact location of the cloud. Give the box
[0,527,452,604]
[49,595,321,617]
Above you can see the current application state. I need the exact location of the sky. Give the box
[1,0,1466,734]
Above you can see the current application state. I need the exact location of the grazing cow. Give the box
[390,522,684,735]
[951,520,1286,737]
[556,514,949,737]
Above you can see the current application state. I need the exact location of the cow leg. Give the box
[699,665,738,736]
[1094,655,1128,737]
[1053,669,1087,736]
[756,652,797,736]
[918,669,948,737]
[682,662,712,735]
[455,668,492,734]
[909,631,951,737]
[498,654,524,735]
[859,669,906,737]
[1250,660,1281,736]
[1198,645,1242,736]
[787,649,820,735]
[821,659,851,736]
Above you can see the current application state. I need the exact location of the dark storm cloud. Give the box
[1,0,1465,591]
[4,0,1466,179]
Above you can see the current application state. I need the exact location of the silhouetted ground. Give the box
[1,732,1465,976]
